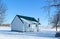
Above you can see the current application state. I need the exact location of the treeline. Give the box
[0,24,10,26]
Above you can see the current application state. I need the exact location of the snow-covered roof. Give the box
[21,18,37,24]
[16,15,38,22]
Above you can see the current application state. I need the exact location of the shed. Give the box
[11,15,40,32]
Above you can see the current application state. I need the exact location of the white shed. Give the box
[11,15,40,32]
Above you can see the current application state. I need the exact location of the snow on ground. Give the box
[0,26,59,39]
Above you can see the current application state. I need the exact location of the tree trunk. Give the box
[56,25,57,31]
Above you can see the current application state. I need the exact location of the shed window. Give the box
[29,24,30,27]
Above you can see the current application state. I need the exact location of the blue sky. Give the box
[3,0,56,26]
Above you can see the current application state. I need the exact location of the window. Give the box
[36,24,37,27]
[29,24,30,27]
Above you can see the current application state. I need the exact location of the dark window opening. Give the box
[29,24,30,27]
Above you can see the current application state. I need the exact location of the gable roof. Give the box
[16,15,38,22]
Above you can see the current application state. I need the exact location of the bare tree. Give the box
[51,11,60,31]
[0,0,7,24]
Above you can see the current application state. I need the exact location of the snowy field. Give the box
[0,26,60,39]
